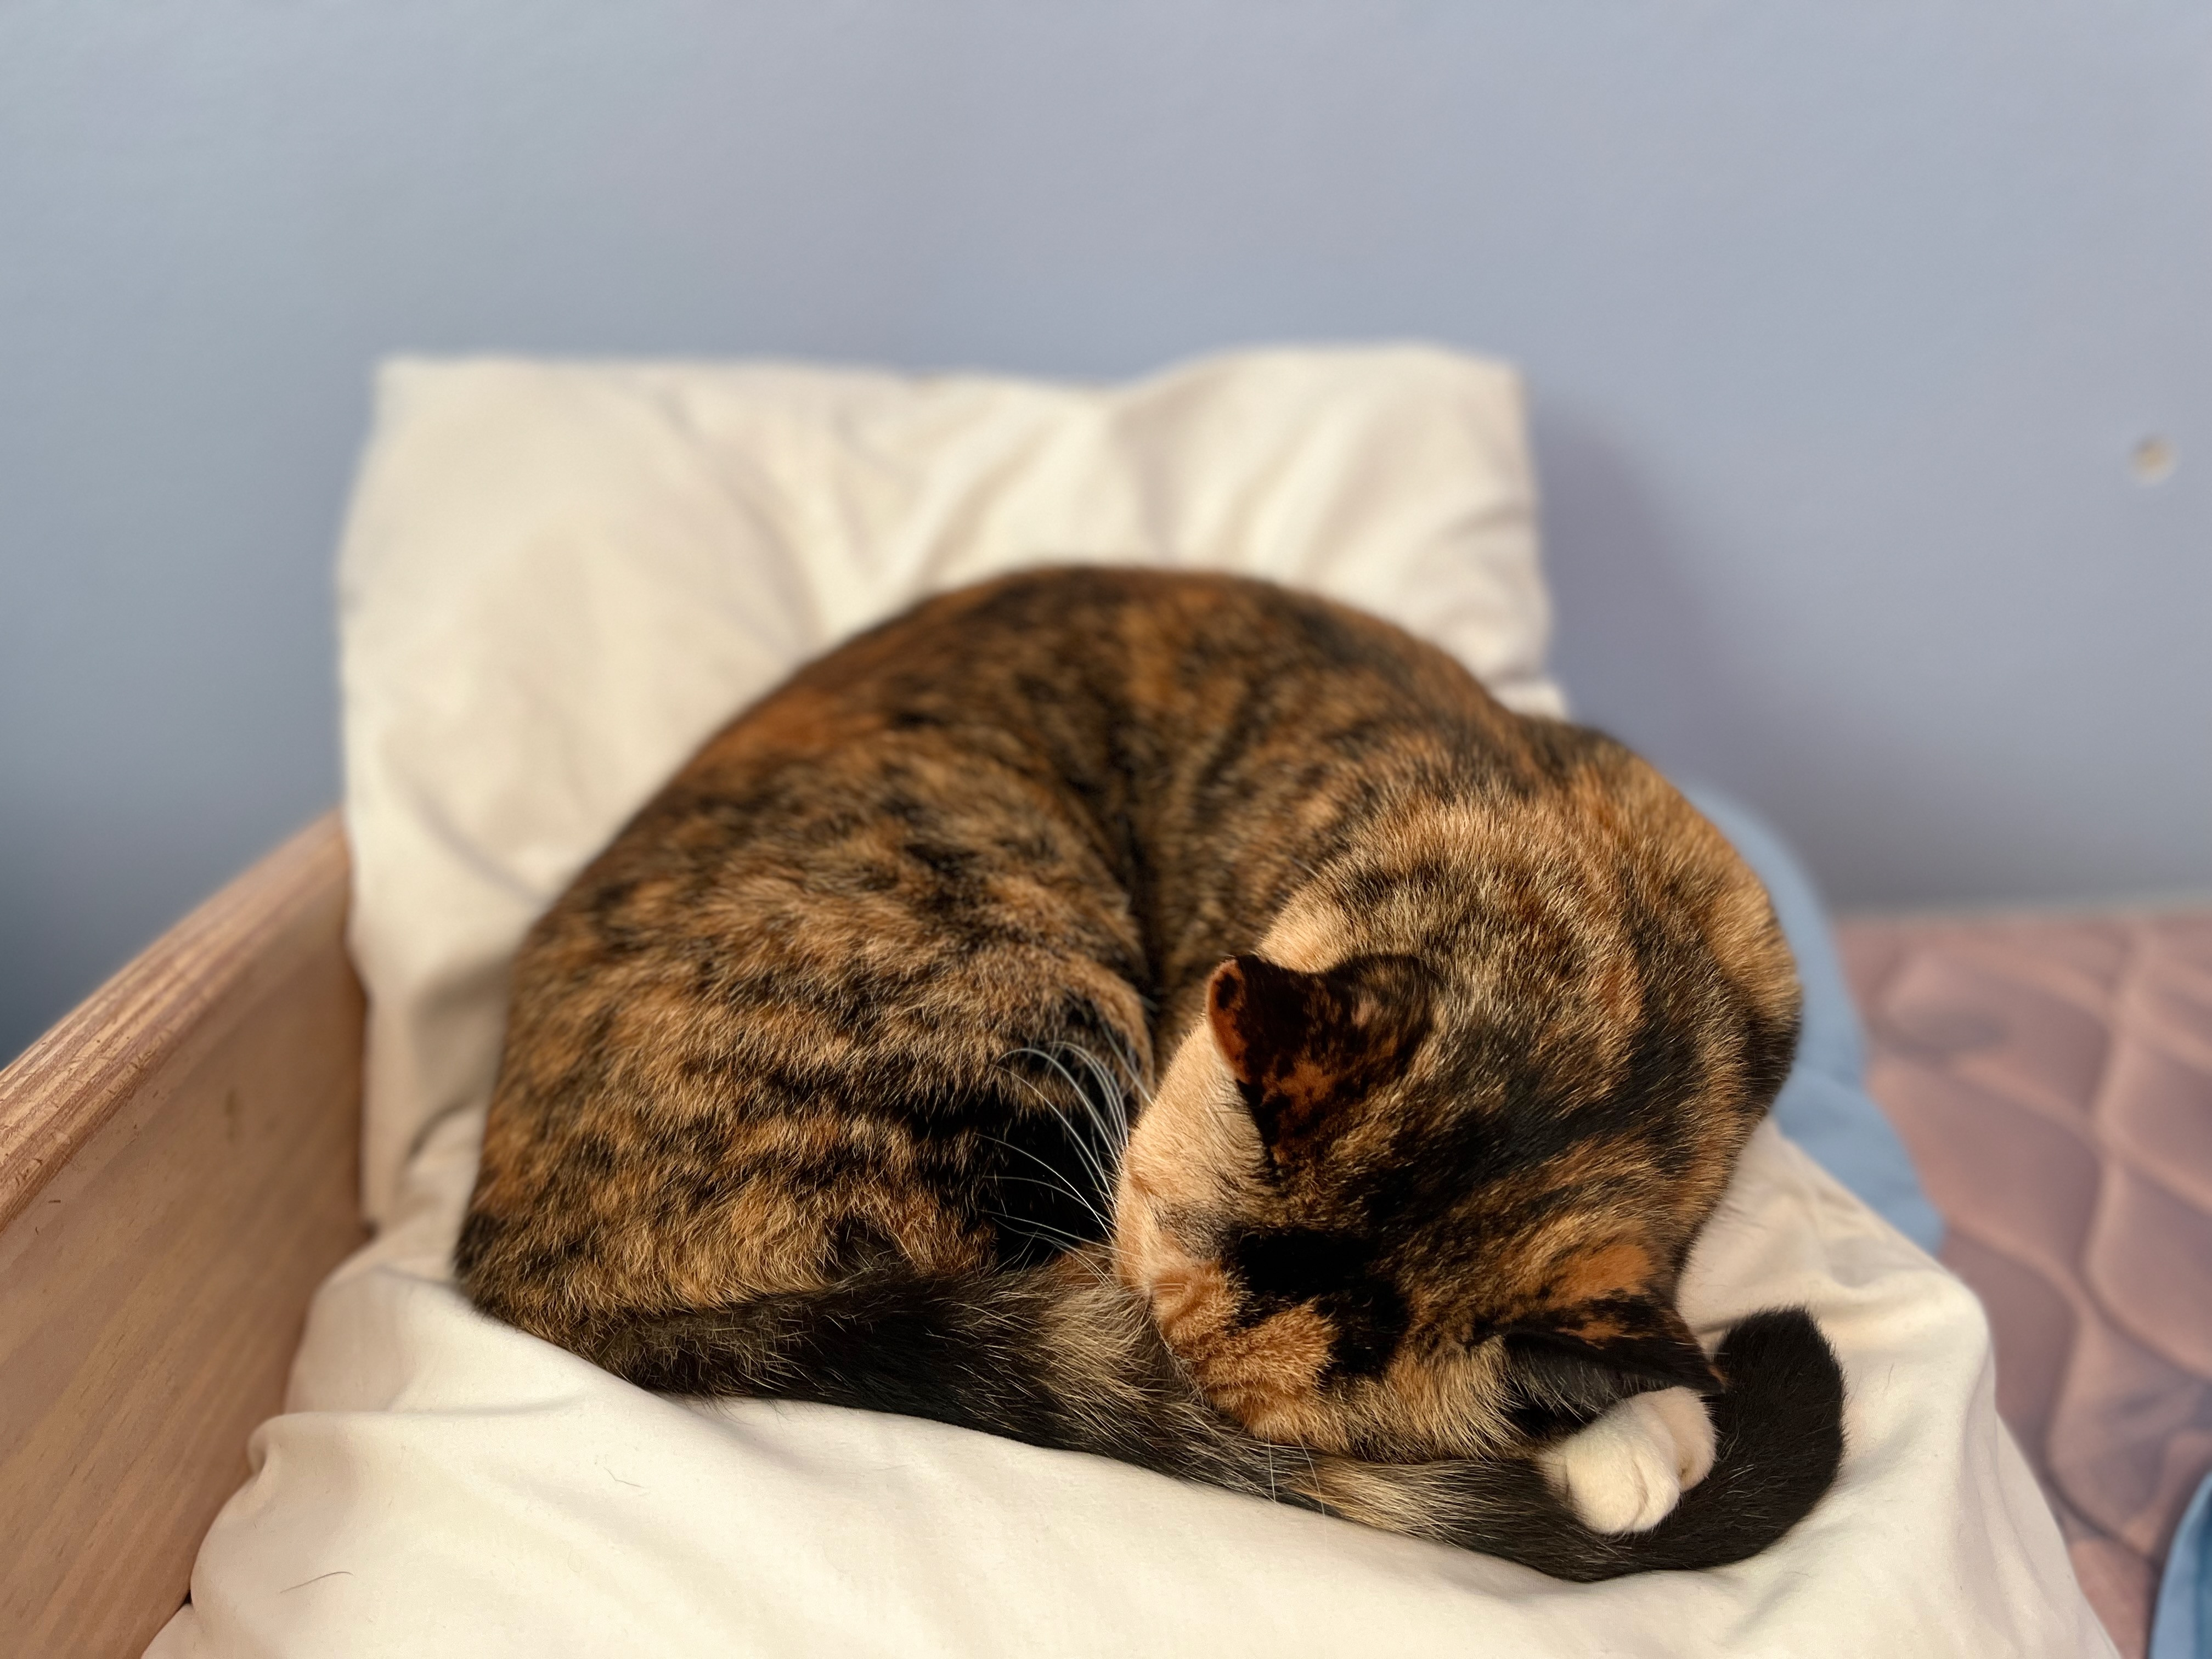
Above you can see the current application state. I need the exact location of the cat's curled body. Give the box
[459,567,1844,1579]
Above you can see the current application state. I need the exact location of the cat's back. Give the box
[508,563,1562,1077]
[719,564,1514,773]
[726,566,1542,997]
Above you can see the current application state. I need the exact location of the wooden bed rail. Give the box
[0,815,368,1658]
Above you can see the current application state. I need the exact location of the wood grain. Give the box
[0,814,367,1658]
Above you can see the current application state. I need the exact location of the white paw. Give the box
[1537,1387,1717,1534]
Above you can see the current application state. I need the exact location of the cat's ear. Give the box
[1507,1298,1719,1395]
[1205,953,1431,1163]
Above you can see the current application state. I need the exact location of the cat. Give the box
[456,566,1844,1580]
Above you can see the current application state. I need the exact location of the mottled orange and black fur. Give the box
[458,567,1843,1579]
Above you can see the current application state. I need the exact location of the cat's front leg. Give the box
[1535,1387,1717,1534]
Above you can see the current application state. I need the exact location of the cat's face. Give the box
[1113,795,1800,1462]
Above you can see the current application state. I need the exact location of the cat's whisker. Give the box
[981,1137,1117,1236]
[992,1173,1114,1242]
[986,1213,1120,1283]
[990,1171,1114,1234]
[1012,1042,1132,1168]
[1079,1025,1149,1106]
[1034,1107,1120,1216]
[1035,1039,1130,1128]
[1016,1082,1126,1209]
[1059,1088,1128,1182]
[1057,1040,1136,1153]
[991,1062,1121,1206]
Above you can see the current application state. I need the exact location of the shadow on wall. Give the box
[1535,408,1762,777]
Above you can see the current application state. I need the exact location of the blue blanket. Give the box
[1682,787,1944,1253]
[2154,1473,2212,1658]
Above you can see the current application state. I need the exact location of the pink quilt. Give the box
[1840,910,2212,1657]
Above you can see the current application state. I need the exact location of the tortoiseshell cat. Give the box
[458,567,1843,1579]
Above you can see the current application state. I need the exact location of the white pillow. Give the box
[150,347,2104,1658]
[337,347,1563,1223]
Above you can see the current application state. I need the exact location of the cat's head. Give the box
[1113,757,1800,1460]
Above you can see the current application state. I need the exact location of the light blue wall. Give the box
[4,1,2208,1063]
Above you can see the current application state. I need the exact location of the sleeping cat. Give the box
[457,567,1844,1579]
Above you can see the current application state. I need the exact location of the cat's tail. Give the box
[586,1259,1843,1582]
[1301,1308,1847,1581]
[585,1252,1334,1510]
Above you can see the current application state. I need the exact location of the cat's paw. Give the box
[1537,1386,1717,1534]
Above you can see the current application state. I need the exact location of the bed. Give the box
[1841,911,2212,1656]
[0,815,363,1655]
[0,347,2147,1656]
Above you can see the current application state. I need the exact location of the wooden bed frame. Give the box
[0,817,366,1657]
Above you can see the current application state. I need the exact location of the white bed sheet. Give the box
[150,346,2107,1656]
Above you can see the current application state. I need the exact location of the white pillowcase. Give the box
[151,347,2107,1657]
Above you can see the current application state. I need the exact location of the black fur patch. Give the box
[1207,952,1431,1163]
[1223,1226,1410,1380]
[1508,1300,1720,1394]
